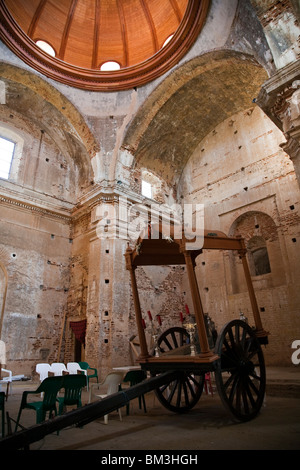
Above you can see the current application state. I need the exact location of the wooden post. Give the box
[183,250,218,362]
[0,262,8,339]
[57,310,67,362]
[125,246,150,360]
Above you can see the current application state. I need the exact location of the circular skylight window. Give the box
[100,61,121,72]
[36,40,56,57]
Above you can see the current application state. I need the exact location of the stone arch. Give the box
[121,49,269,185]
[0,63,99,168]
[0,63,100,191]
[0,64,98,195]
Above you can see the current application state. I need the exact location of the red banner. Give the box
[70,319,87,346]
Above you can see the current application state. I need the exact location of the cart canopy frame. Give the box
[125,223,269,367]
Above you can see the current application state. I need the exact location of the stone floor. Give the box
[1,366,300,452]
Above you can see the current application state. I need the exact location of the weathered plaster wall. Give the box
[250,0,300,69]
[0,203,71,377]
[179,106,300,365]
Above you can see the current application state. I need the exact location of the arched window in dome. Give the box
[141,180,152,198]
[0,125,24,182]
[0,136,15,179]
[140,169,176,206]
[100,61,121,71]
[35,40,56,57]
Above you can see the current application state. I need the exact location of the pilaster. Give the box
[256,60,300,186]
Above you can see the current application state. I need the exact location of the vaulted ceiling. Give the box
[123,50,269,185]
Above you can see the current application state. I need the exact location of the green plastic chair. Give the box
[78,362,98,387]
[57,374,86,415]
[0,391,5,438]
[121,370,147,415]
[14,376,63,432]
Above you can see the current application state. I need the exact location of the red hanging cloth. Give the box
[70,319,87,346]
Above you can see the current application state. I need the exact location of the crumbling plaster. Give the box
[179,106,300,365]
[0,0,299,376]
[250,0,300,69]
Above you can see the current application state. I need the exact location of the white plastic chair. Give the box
[89,371,123,424]
[66,362,88,387]
[50,363,68,376]
[67,362,85,375]
[36,363,51,382]
[0,368,12,399]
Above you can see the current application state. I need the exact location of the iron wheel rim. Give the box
[215,319,266,422]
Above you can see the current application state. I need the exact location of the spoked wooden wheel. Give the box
[154,327,204,412]
[215,319,266,422]
[155,371,204,413]
[156,327,190,354]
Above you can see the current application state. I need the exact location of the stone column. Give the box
[278,81,300,183]
[256,60,300,186]
[84,196,131,375]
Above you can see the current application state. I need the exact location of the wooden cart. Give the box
[125,223,269,422]
[0,225,271,449]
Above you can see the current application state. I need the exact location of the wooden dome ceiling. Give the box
[0,0,210,91]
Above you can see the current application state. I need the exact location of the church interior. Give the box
[0,0,299,397]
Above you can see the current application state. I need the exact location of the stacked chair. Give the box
[14,374,86,432]
[78,362,98,388]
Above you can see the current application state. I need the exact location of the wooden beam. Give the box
[27,0,47,38]
[125,245,150,360]
[92,0,101,69]
[140,0,159,53]
[58,0,78,61]
[116,0,128,67]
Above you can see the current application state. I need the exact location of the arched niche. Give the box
[247,236,271,277]
[227,211,286,294]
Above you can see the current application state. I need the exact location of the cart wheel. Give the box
[157,327,190,354]
[215,319,266,422]
[155,371,204,413]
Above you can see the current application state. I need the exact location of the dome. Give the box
[0,0,210,91]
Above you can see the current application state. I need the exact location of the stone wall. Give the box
[0,201,71,377]
[179,106,300,365]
